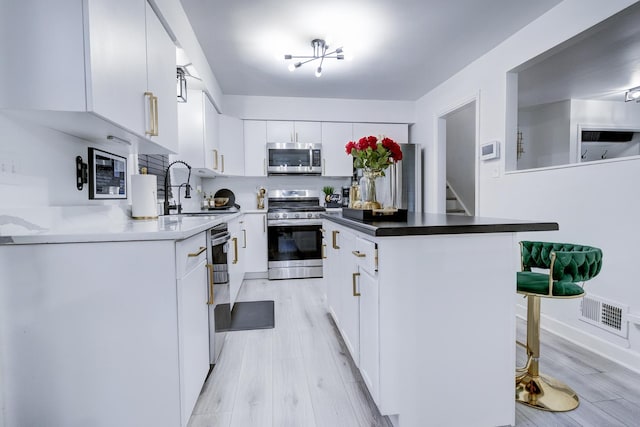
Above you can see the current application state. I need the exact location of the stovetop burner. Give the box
[267,189,326,220]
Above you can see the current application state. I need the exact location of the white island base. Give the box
[322,212,557,427]
[391,233,517,427]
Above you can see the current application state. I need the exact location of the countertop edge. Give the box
[321,213,559,237]
[1,212,244,245]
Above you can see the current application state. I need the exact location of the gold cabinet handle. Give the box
[221,154,225,173]
[213,149,219,170]
[152,94,159,136]
[206,263,215,305]
[332,230,340,249]
[144,92,157,136]
[232,237,238,264]
[322,244,327,259]
[352,250,366,258]
[188,246,207,257]
[352,272,361,296]
[242,229,247,248]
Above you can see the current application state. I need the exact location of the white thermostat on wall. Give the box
[480,140,500,161]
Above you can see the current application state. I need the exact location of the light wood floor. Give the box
[515,317,640,426]
[189,278,640,427]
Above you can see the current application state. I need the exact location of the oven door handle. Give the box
[267,220,323,227]
[210,232,231,246]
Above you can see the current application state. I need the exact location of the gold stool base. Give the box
[516,372,579,412]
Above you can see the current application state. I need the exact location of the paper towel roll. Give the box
[131,174,158,219]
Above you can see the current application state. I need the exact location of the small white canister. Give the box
[131,173,158,219]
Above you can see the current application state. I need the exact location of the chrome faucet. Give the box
[163,160,192,215]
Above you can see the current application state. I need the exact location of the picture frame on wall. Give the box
[88,147,127,199]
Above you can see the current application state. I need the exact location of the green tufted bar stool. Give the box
[516,241,603,411]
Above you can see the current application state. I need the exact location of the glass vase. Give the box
[359,169,382,210]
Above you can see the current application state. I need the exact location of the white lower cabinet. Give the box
[338,230,360,364]
[176,232,210,426]
[227,217,246,308]
[0,234,213,427]
[323,222,382,406]
[243,213,268,274]
[357,265,380,403]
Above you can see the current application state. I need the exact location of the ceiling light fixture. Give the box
[285,39,344,77]
[624,85,640,102]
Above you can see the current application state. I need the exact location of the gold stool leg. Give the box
[515,295,580,411]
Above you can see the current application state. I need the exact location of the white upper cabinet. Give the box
[352,123,409,143]
[218,115,245,176]
[175,90,219,176]
[86,0,147,136]
[0,0,178,154]
[203,95,220,172]
[322,122,353,176]
[144,2,179,154]
[244,120,268,177]
[266,121,321,143]
[176,90,220,177]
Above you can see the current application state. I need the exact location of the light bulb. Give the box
[288,63,296,72]
[315,66,322,77]
[632,90,640,99]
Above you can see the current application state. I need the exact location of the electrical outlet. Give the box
[0,152,17,174]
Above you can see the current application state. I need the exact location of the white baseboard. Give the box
[244,271,268,280]
[516,304,640,374]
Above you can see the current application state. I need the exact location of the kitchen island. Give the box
[321,212,558,427]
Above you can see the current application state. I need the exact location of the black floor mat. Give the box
[214,300,275,332]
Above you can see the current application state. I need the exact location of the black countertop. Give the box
[320,212,559,237]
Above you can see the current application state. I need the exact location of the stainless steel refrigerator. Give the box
[376,143,423,212]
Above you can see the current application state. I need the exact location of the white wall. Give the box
[517,100,570,169]
[223,95,415,123]
[202,175,349,211]
[0,113,133,210]
[445,101,475,214]
[411,0,640,370]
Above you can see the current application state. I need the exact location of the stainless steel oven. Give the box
[267,190,325,279]
[267,142,322,175]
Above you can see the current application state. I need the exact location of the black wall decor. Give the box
[88,148,127,199]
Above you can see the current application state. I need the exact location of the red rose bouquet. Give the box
[345,135,403,175]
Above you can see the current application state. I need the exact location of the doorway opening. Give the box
[438,100,477,215]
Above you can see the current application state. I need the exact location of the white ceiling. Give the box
[179,0,561,101]
[517,2,640,108]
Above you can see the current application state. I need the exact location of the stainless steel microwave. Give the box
[266,142,322,175]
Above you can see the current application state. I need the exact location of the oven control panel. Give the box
[267,211,323,220]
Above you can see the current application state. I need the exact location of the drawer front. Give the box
[176,232,207,278]
[354,236,377,274]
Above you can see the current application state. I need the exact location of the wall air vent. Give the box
[581,130,635,142]
[579,294,628,338]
